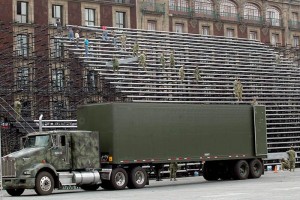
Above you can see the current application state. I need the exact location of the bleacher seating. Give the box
[54,26,300,165]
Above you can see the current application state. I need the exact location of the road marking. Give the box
[275,187,300,191]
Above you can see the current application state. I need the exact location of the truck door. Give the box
[50,134,71,170]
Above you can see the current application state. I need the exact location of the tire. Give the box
[202,162,219,181]
[233,160,250,180]
[80,184,100,191]
[35,171,54,195]
[6,189,25,196]
[110,168,128,190]
[127,167,147,189]
[249,159,263,178]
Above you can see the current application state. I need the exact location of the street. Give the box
[1,170,300,200]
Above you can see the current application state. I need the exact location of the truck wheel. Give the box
[110,168,128,190]
[249,159,263,178]
[127,167,147,189]
[234,160,249,180]
[202,163,219,181]
[35,171,54,195]
[80,184,100,191]
[6,189,25,196]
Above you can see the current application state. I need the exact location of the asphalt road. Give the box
[1,170,299,200]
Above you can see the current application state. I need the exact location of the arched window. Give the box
[266,6,280,26]
[244,3,260,21]
[195,0,213,13]
[220,0,237,19]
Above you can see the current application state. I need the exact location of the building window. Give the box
[116,12,126,28]
[195,0,213,14]
[271,33,279,46]
[51,39,64,58]
[244,3,260,21]
[16,34,28,57]
[16,1,28,23]
[293,36,299,47]
[147,20,156,31]
[175,23,183,33]
[220,0,237,16]
[17,67,29,89]
[249,31,257,40]
[226,28,234,37]
[202,26,210,35]
[52,101,65,119]
[169,0,188,12]
[85,8,95,26]
[292,12,298,22]
[52,69,64,91]
[52,5,63,25]
[266,7,280,26]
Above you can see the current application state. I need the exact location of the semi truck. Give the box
[1,103,267,196]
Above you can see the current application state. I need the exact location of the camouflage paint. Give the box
[2,130,100,189]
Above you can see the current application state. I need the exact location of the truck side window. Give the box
[61,135,66,147]
[52,135,58,147]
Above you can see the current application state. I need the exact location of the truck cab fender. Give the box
[31,163,58,178]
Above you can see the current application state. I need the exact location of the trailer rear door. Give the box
[254,106,267,156]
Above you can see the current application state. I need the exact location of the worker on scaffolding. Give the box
[194,65,201,82]
[120,33,127,51]
[169,50,175,68]
[179,64,185,83]
[56,18,63,37]
[233,78,243,102]
[139,51,147,70]
[133,40,139,57]
[14,97,22,121]
[112,56,119,72]
[160,52,166,70]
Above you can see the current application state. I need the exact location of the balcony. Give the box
[265,18,283,27]
[289,20,300,30]
[141,2,165,15]
[219,12,239,21]
[169,5,193,17]
[194,9,215,19]
[111,0,135,5]
[242,15,263,26]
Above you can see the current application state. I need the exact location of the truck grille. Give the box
[2,157,16,177]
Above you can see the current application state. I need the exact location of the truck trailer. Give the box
[2,103,267,196]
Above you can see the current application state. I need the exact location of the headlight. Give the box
[23,170,31,175]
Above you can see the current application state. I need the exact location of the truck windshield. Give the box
[24,135,50,148]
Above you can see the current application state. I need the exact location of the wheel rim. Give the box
[40,176,52,191]
[239,163,248,177]
[135,171,145,185]
[115,172,126,186]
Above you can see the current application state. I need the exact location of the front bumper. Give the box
[3,177,35,189]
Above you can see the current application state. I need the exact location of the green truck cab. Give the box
[2,130,102,196]
[2,103,267,196]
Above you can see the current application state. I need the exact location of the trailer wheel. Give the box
[127,167,147,189]
[249,159,263,178]
[110,168,128,190]
[80,184,100,191]
[6,189,25,196]
[202,162,219,181]
[234,160,249,180]
[35,171,54,195]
